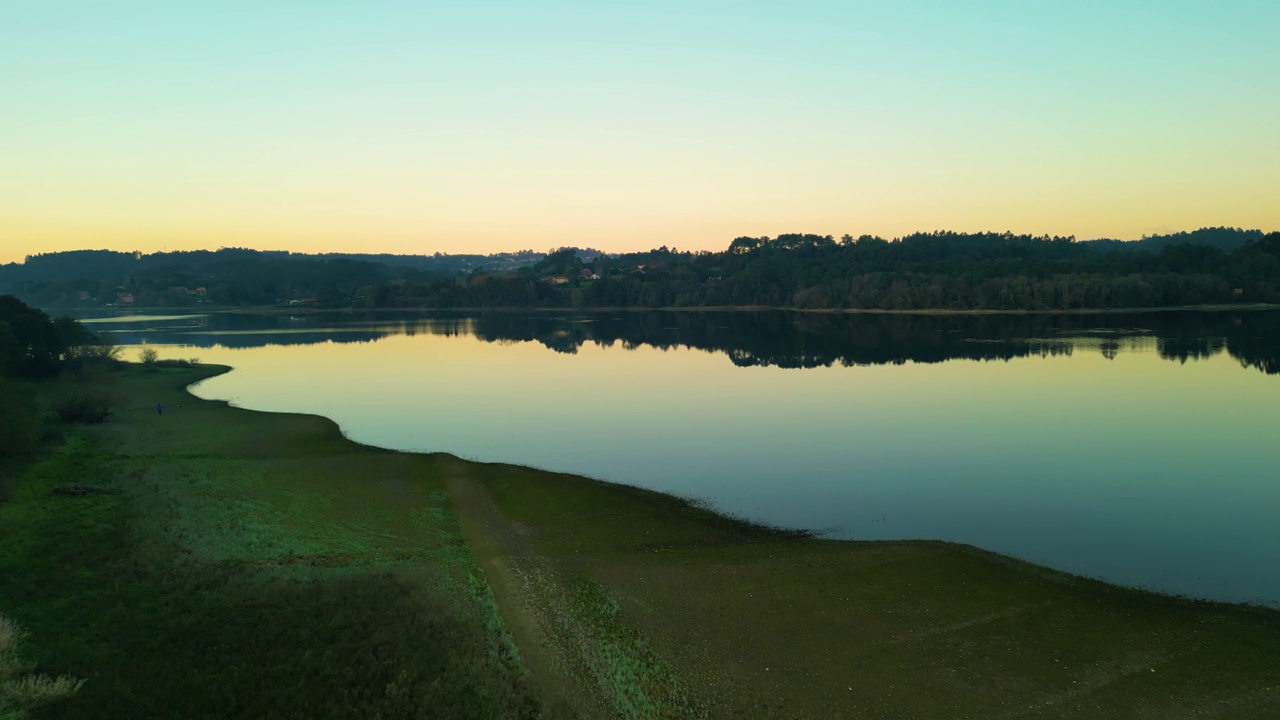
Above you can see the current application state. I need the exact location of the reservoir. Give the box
[84,309,1280,606]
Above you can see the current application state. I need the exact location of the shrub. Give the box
[49,371,117,425]
[65,340,123,369]
[50,393,114,424]
[138,348,159,366]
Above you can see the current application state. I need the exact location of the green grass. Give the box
[0,366,540,720]
[3,364,1279,719]
[465,462,1280,719]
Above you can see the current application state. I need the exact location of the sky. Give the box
[2,1,1278,263]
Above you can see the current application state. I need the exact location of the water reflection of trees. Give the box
[461,310,1280,375]
[106,309,1280,376]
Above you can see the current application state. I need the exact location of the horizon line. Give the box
[10,225,1275,264]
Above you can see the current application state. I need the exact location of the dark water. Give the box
[83,309,1280,605]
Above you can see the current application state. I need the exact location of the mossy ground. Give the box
[2,365,1278,719]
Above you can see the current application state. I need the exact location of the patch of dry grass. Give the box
[1,616,84,719]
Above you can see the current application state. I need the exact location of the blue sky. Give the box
[2,1,1277,260]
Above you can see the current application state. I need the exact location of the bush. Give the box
[50,394,114,424]
[65,340,123,370]
[49,371,117,425]
[136,349,201,371]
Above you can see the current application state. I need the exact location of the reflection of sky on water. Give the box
[99,310,1280,606]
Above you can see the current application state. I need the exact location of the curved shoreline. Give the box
[173,362,1280,717]
[11,360,1275,718]
[185,362,1274,611]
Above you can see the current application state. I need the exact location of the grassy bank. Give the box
[462,464,1280,719]
[2,366,1278,719]
[0,366,540,719]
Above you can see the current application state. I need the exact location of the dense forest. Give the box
[3,227,1277,312]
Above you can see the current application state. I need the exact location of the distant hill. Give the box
[0,247,624,294]
[0,246,614,307]
[0,248,538,297]
[0,248,539,289]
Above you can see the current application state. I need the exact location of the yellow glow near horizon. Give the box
[6,162,1276,264]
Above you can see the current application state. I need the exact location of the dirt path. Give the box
[442,457,606,720]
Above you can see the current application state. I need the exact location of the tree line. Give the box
[333,229,1280,311]
[3,228,1277,312]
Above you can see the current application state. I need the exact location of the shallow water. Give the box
[92,309,1280,605]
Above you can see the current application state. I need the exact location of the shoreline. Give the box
[185,363,1271,611]
[174,364,1280,716]
[5,362,1278,717]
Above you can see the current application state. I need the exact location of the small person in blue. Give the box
[157,403,164,416]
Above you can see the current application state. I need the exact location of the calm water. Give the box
[83,309,1280,605]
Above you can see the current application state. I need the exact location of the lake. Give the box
[82,309,1280,606]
